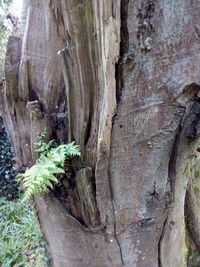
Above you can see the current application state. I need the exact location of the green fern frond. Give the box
[35,130,57,156]
[62,142,81,159]
[36,139,57,156]
[18,139,81,201]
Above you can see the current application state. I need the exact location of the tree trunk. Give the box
[20,0,29,34]
[1,0,200,266]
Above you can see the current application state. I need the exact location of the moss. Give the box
[184,137,200,185]
[193,186,200,195]
[186,233,200,267]
[193,177,200,195]
[184,138,200,266]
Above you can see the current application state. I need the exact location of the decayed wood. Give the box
[2,1,123,266]
[26,100,52,162]
[1,35,32,168]
[75,167,100,225]
[1,0,200,266]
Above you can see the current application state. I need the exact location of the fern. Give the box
[17,136,81,201]
[35,129,57,156]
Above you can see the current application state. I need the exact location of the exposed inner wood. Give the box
[1,0,200,266]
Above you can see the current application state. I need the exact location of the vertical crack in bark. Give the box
[183,100,200,258]
[185,186,200,252]
[158,119,183,267]
[157,98,200,266]
[108,170,124,265]
[158,217,168,267]
[168,125,182,198]
[115,0,129,103]
[106,1,130,265]
[114,218,124,266]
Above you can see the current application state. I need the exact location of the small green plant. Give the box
[17,131,81,201]
[0,197,50,267]
[35,129,57,156]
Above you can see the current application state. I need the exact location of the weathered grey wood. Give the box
[1,0,200,266]
[75,167,100,225]
[20,0,29,34]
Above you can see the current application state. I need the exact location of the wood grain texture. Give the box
[1,0,200,266]
[109,1,200,266]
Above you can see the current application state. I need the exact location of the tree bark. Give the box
[1,0,200,266]
[20,0,29,34]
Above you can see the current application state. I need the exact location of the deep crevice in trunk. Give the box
[184,98,200,261]
[157,85,200,266]
[108,0,130,265]
[157,121,183,267]
[158,217,168,267]
[115,0,129,103]
[168,124,182,198]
